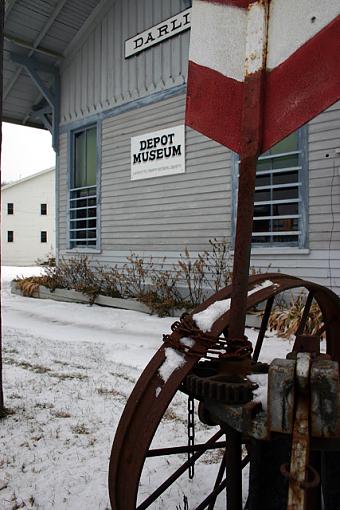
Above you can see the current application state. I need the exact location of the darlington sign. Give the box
[131,126,185,181]
[125,8,191,58]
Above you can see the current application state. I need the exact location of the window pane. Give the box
[273,154,299,169]
[255,189,270,202]
[252,234,269,243]
[273,203,299,216]
[256,159,272,171]
[253,219,270,232]
[7,231,14,242]
[86,128,97,186]
[272,218,299,232]
[7,203,14,214]
[273,186,299,200]
[41,203,47,215]
[255,174,270,187]
[74,131,86,188]
[272,234,298,244]
[273,170,299,185]
[41,231,47,243]
[265,132,298,156]
[254,204,271,217]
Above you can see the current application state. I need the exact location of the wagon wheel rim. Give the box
[108,273,340,509]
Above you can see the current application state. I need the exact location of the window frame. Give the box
[231,126,308,249]
[7,203,14,215]
[68,122,101,251]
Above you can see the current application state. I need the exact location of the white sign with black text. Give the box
[131,126,185,181]
[125,8,191,58]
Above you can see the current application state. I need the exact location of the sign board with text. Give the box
[125,8,191,58]
[131,126,185,181]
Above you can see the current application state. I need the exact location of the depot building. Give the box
[3,0,340,294]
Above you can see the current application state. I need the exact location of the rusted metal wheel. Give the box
[108,273,340,509]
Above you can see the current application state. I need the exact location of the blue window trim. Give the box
[67,120,102,251]
[231,125,309,249]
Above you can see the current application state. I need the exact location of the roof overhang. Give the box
[2,0,103,148]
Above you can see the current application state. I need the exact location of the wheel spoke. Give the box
[147,441,227,458]
[194,455,250,510]
[137,430,224,510]
[207,450,227,510]
[253,296,274,362]
[226,426,243,510]
[295,290,315,336]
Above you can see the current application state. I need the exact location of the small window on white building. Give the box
[70,125,97,248]
[7,231,14,242]
[7,203,14,215]
[41,203,47,215]
[41,231,47,243]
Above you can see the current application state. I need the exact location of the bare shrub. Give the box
[95,265,122,298]
[139,259,184,316]
[177,247,209,308]
[205,237,232,291]
[120,253,150,299]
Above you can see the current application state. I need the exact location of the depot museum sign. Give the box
[125,8,191,58]
[131,126,185,181]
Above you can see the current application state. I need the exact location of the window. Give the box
[41,203,47,215]
[7,203,13,215]
[233,129,307,247]
[41,231,47,243]
[7,231,14,242]
[70,125,97,248]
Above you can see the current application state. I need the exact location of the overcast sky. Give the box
[1,123,56,184]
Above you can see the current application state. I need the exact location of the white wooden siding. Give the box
[60,0,190,124]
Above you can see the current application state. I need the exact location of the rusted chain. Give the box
[163,313,252,360]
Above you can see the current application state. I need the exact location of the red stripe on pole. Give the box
[263,16,340,152]
[186,61,243,154]
[203,0,250,9]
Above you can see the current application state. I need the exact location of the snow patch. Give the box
[247,280,278,297]
[155,386,161,398]
[180,337,195,348]
[193,280,278,332]
[248,374,268,411]
[193,298,231,332]
[158,348,186,383]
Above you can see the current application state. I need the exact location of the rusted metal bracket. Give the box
[287,353,312,510]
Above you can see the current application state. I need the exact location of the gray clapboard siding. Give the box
[251,101,340,293]
[99,95,231,251]
[60,0,190,124]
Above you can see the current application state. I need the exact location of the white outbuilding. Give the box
[1,168,55,266]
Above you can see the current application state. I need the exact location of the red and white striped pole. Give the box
[228,0,269,344]
[225,3,269,509]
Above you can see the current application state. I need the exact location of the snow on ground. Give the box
[1,266,295,509]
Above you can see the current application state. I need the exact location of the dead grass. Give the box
[268,292,323,338]
[201,448,224,464]
[96,387,125,398]
[50,372,88,381]
[72,423,90,435]
[51,410,72,418]
[110,372,136,385]
[4,358,88,380]
[163,408,186,425]
[4,358,51,374]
